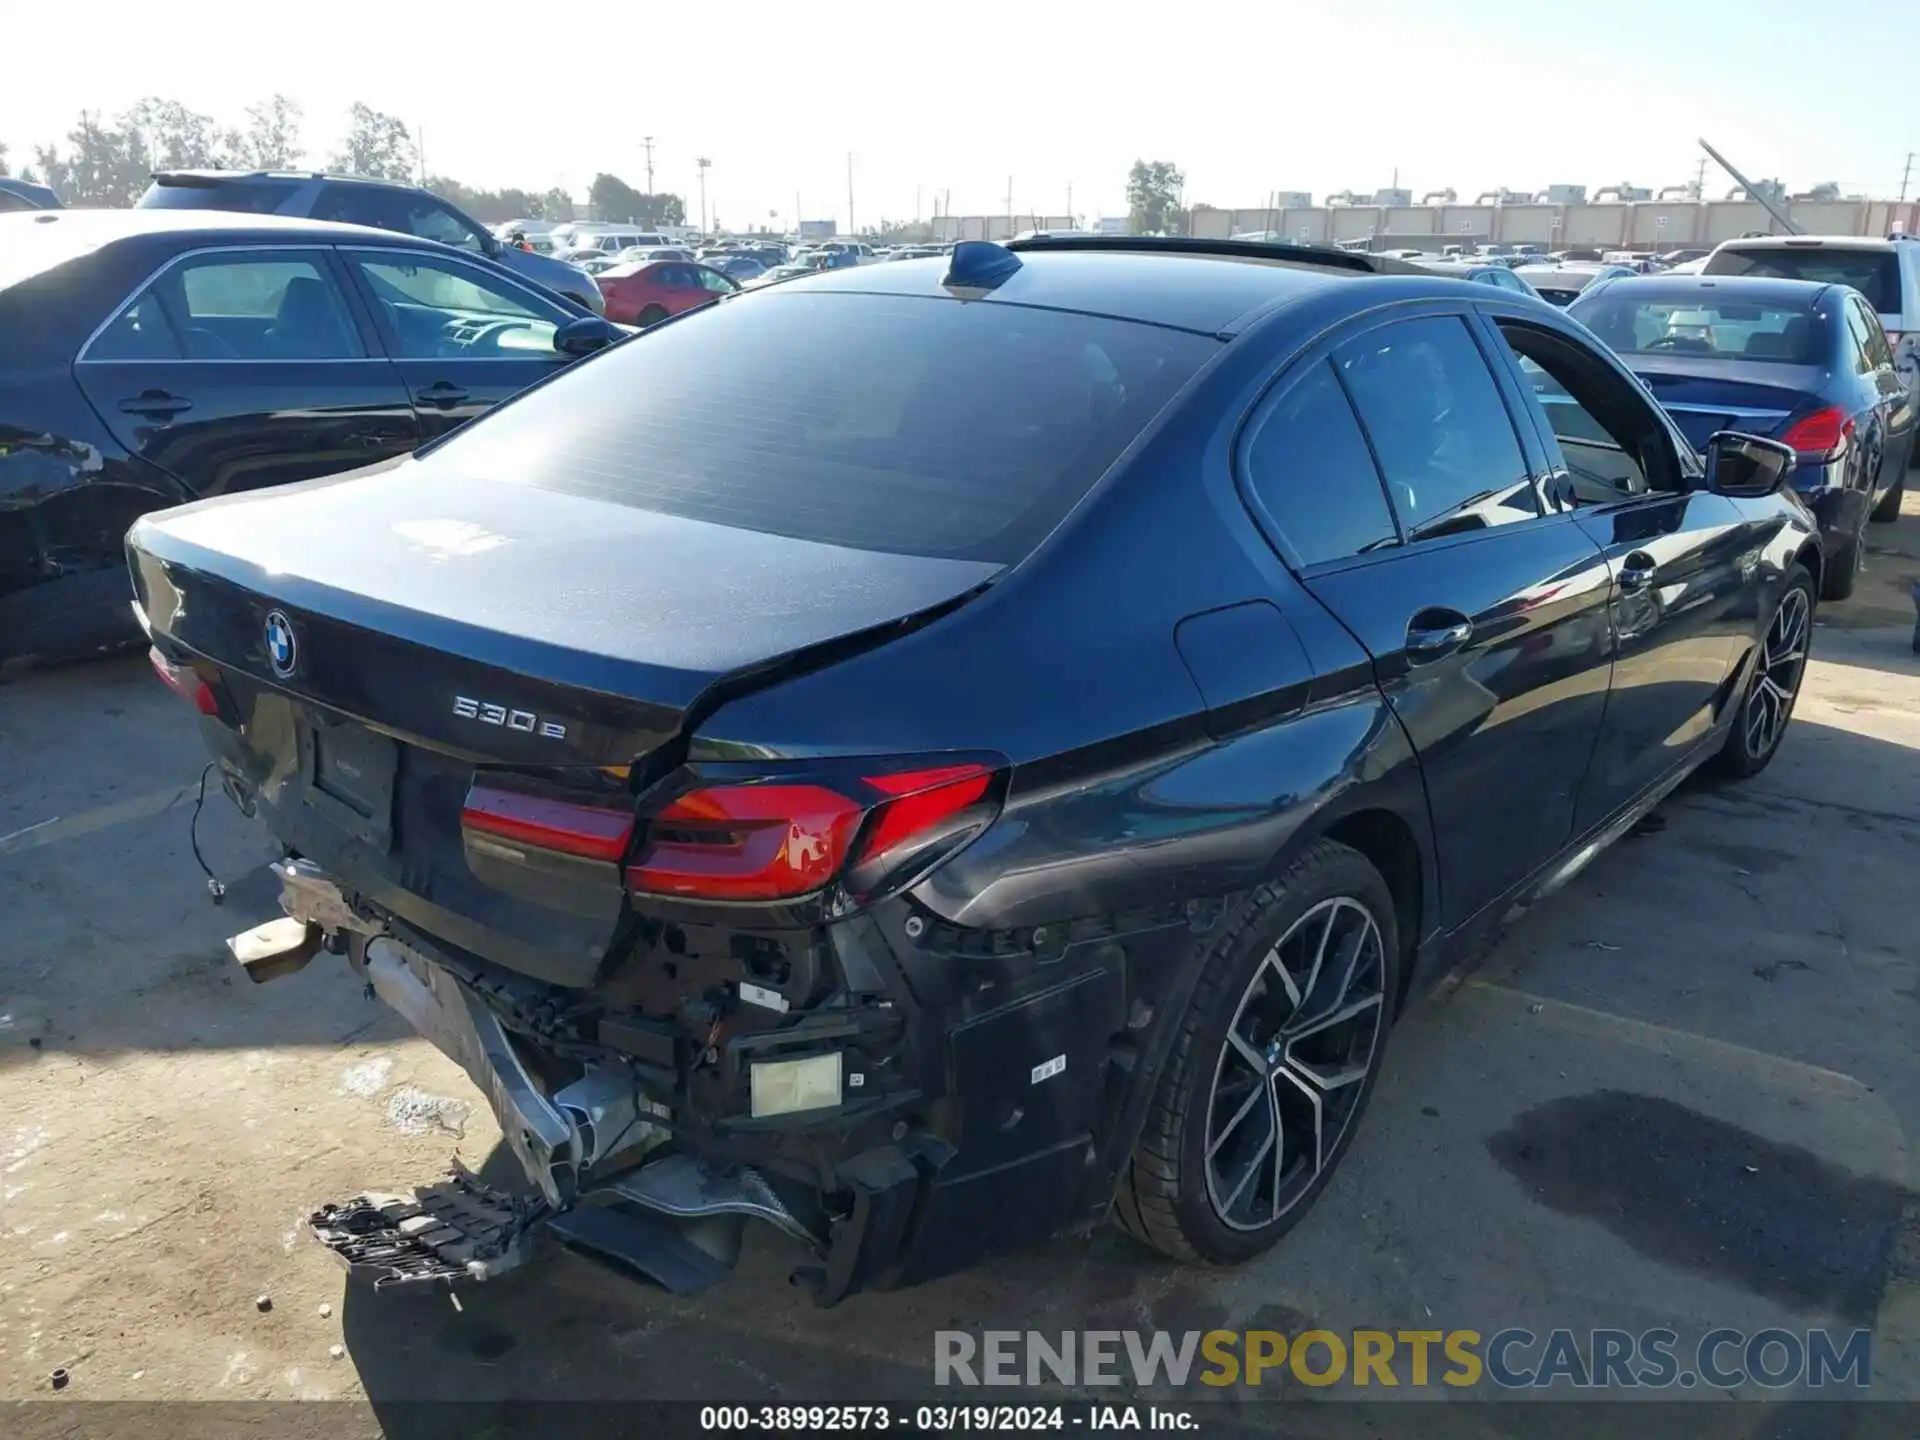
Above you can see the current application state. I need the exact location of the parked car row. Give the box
[137,170,607,314]
[0,208,624,666]
[1563,233,1919,597]
[124,232,1828,1305]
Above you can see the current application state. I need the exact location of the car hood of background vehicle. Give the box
[130,459,1004,707]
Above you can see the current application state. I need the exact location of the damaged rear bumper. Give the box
[251,857,1171,1303]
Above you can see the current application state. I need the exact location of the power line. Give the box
[1902,152,1915,204]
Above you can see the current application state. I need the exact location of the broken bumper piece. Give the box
[309,1165,542,1288]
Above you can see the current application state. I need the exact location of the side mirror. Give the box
[479,232,503,257]
[1704,431,1796,499]
[553,315,622,358]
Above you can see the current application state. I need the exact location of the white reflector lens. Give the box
[750,1053,842,1118]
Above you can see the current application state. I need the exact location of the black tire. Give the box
[637,305,668,328]
[1114,839,1402,1265]
[1706,563,1814,781]
[1871,472,1905,524]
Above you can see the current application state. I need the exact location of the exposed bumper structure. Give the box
[244,855,1164,1302]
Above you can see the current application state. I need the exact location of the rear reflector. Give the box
[461,785,635,862]
[627,763,997,903]
[1779,405,1852,455]
[148,646,219,716]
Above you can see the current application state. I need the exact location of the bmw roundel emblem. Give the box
[264,610,297,679]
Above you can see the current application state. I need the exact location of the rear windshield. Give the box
[1705,245,1901,313]
[428,290,1217,563]
[137,179,293,214]
[1571,289,1824,364]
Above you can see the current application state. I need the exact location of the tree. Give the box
[1126,159,1185,236]
[329,103,414,182]
[588,172,644,222]
[34,111,153,206]
[126,97,239,171]
[238,95,303,170]
[587,172,683,225]
[0,141,9,177]
[540,186,575,221]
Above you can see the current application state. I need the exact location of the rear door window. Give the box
[1706,245,1902,314]
[1335,316,1540,541]
[1240,360,1398,567]
[1850,296,1896,368]
[87,252,364,361]
[418,290,1217,563]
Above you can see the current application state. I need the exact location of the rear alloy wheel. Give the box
[1871,473,1906,524]
[1114,841,1400,1265]
[1708,565,1812,780]
[638,305,669,328]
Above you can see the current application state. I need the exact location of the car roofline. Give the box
[1002,234,1431,276]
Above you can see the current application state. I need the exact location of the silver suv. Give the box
[138,171,604,315]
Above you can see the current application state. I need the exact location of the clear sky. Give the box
[6,0,1911,226]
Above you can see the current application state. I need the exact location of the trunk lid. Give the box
[1628,357,1824,451]
[128,460,1000,987]
[130,457,1001,764]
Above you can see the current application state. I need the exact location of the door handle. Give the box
[415,382,470,409]
[1618,551,1657,594]
[119,390,192,419]
[1405,610,1474,662]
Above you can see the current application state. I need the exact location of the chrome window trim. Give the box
[75,242,381,365]
[339,244,571,362]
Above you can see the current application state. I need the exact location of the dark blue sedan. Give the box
[1572,275,1917,599]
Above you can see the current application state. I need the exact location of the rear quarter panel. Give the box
[698,292,1439,945]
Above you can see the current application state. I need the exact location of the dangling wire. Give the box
[190,762,226,905]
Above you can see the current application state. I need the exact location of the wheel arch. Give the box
[1316,806,1426,1008]
[1792,538,1824,599]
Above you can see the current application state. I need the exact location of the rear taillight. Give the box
[148,646,219,716]
[461,784,635,862]
[1778,405,1852,455]
[626,762,1000,903]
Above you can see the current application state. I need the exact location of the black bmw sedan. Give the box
[130,237,1818,1302]
[0,209,620,667]
[1571,274,1916,599]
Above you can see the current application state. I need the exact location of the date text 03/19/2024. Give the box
[698,1406,1196,1431]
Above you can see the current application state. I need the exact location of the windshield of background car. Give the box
[1705,246,1901,313]
[427,291,1218,563]
[1571,289,1824,364]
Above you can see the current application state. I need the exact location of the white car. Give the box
[1703,235,1920,408]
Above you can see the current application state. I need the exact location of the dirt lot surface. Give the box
[3,499,1918,1436]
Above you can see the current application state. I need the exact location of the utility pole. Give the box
[1901,152,1915,203]
[847,152,855,236]
[1694,155,1708,199]
[416,126,426,187]
[1005,175,1014,236]
[1066,181,1073,226]
[641,136,655,200]
[696,156,711,235]
[795,191,802,235]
